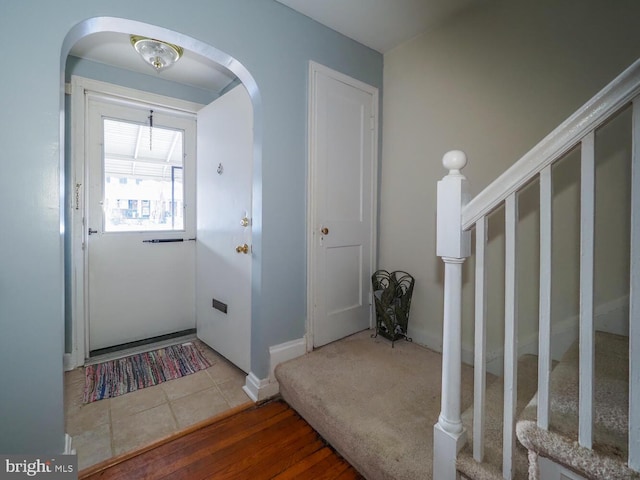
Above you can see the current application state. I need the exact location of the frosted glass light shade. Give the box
[130,35,184,72]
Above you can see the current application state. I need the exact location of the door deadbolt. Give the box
[236,243,250,254]
[321,227,329,235]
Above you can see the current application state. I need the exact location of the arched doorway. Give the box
[61,17,261,469]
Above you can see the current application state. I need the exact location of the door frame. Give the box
[305,61,379,351]
[69,75,202,368]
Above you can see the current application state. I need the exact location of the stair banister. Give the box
[461,58,640,231]
[630,98,640,471]
[436,58,640,478]
[433,150,471,480]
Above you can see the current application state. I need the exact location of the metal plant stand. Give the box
[371,270,414,347]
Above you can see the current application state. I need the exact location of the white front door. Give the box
[196,85,253,373]
[86,96,197,352]
[309,63,378,347]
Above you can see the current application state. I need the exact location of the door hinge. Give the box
[75,183,82,210]
[369,115,375,131]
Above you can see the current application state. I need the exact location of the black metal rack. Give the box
[371,270,414,347]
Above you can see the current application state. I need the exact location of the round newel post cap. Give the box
[442,150,467,174]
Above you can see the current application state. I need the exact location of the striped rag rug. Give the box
[84,343,213,403]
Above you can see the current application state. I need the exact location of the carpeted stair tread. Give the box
[275,330,485,480]
[516,331,638,479]
[457,354,539,480]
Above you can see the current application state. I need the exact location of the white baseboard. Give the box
[243,372,279,402]
[63,353,75,372]
[462,294,628,377]
[483,317,578,377]
[268,337,306,382]
[594,294,629,336]
[242,336,307,403]
[538,456,587,480]
[64,433,76,455]
[420,329,444,354]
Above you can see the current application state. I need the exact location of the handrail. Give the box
[462,58,640,231]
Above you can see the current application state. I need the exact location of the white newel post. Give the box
[434,150,471,480]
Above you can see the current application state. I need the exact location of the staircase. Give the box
[456,332,634,480]
[435,57,640,479]
[457,355,539,480]
[516,331,634,480]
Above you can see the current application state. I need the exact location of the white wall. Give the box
[380,0,640,359]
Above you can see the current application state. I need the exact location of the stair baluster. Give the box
[503,193,519,480]
[578,132,596,450]
[537,165,553,431]
[473,216,488,463]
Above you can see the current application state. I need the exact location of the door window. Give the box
[103,118,185,232]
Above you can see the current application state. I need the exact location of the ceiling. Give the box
[69,0,477,92]
[70,33,238,94]
[274,0,478,54]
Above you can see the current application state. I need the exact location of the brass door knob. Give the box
[321,227,329,235]
[236,243,250,254]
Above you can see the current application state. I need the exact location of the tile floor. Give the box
[64,339,252,471]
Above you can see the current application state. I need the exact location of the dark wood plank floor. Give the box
[81,400,363,480]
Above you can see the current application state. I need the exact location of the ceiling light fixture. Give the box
[130,35,184,72]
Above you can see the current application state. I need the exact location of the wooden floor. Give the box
[80,399,364,479]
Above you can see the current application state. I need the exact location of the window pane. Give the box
[102,118,185,232]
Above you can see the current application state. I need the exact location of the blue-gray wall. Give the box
[0,0,382,454]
